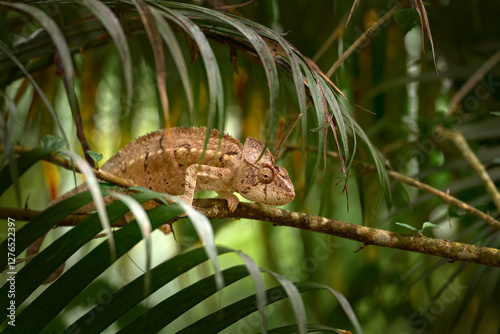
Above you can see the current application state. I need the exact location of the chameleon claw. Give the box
[227,196,239,212]
[217,190,239,212]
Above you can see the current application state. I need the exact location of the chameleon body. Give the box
[95,127,294,210]
[34,127,294,283]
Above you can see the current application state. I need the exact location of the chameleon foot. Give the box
[217,190,240,212]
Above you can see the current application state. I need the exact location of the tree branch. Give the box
[435,127,500,213]
[2,201,500,267]
[283,144,500,230]
[3,144,500,267]
[3,145,138,189]
[196,200,500,268]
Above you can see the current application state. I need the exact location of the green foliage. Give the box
[86,150,103,163]
[394,8,421,35]
[1,0,500,333]
[396,221,443,236]
[0,147,57,196]
[0,94,361,334]
[40,135,66,150]
[396,222,419,232]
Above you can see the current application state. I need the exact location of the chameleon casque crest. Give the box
[92,127,295,210]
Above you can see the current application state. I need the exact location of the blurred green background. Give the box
[1,1,500,333]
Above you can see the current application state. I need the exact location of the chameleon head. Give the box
[234,137,295,206]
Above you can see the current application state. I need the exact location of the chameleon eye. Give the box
[258,166,274,184]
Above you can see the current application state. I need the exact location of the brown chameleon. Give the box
[32,127,294,283]
[64,127,295,212]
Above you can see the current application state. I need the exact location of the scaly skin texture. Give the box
[34,127,294,283]
[65,127,295,211]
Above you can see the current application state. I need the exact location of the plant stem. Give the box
[283,144,500,230]
[3,200,500,267]
[447,49,500,117]
[435,126,500,213]
[1,144,137,189]
[326,2,404,77]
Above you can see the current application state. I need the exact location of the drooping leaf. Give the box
[10,204,184,334]
[61,149,115,260]
[157,6,224,165]
[309,282,363,334]
[421,221,443,232]
[151,7,194,120]
[130,186,224,291]
[167,2,279,142]
[176,282,324,333]
[394,8,421,35]
[263,270,307,334]
[396,222,419,232]
[68,247,233,333]
[109,191,153,294]
[300,59,326,180]
[0,2,81,143]
[133,0,170,126]
[0,147,58,196]
[411,0,438,72]
[236,250,268,333]
[0,41,70,148]
[41,135,66,150]
[77,0,133,114]
[86,150,103,163]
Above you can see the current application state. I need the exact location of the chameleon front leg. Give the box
[179,164,238,211]
[216,190,240,212]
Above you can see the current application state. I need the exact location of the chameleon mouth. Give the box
[239,184,294,206]
[264,186,295,206]
[267,197,294,206]
[271,197,294,206]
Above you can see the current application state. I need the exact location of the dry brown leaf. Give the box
[411,0,438,72]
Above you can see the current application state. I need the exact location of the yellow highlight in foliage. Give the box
[41,160,60,201]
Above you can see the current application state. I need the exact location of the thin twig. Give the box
[411,0,438,72]
[1,144,137,188]
[312,17,346,63]
[273,113,302,159]
[282,144,500,230]
[387,169,500,229]
[326,2,404,77]
[345,0,360,27]
[435,126,500,213]
[55,54,95,168]
[447,49,500,117]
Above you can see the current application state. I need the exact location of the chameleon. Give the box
[101,126,295,210]
[28,127,295,283]
[60,126,295,213]
[32,127,295,283]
